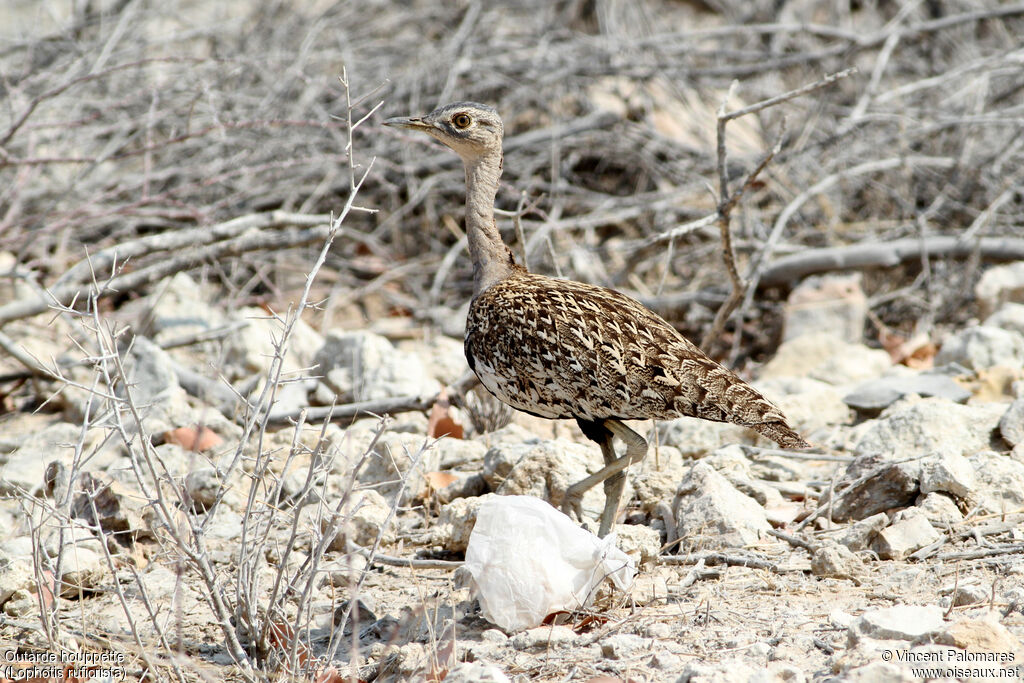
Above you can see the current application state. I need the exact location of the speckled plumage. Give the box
[465,268,807,448]
[385,102,808,537]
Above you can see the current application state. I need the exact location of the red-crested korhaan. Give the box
[385,102,809,538]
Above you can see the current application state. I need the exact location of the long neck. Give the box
[464,149,517,297]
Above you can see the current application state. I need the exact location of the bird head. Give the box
[384,102,503,161]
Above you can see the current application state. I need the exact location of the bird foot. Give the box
[560,490,585,523]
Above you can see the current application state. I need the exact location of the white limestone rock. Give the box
[872,509,940,560]
[935,325,1024,371]
[759,333,891,386]
[482,438,611,524]
[847,604,945,644]
[673,462,771,550]
[854,397,1005,460]
[919,452,976,500]
[968,451,1024,513]
[315,330,440,402]
[975,261,1024,317]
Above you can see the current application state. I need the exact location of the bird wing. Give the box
[465,272,807,448]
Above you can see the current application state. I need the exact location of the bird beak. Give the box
[383,115,431,131]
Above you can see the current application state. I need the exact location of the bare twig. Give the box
[55,211,331,287]
[662,552,779,572]
[0,327,60,379]
[348,543,463,570]
[268,394,435,425]
[0,224,338,328]
[700,68,856,350]
[767,529,819,552]
[936,544,1024,562]
[701,126,786,349]
[719,68,858,125]
[758,236,1024,286]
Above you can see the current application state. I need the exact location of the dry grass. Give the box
[2,2,1024,679]
[3,0,1022,356]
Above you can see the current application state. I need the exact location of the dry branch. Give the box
[758,236,1024,287]
[2,2,1021,354]
[936,544,1024,562]
[55,211,332,287]
[0,224,337,327]
[268,395,436,425]
[662,552,778,571]
[701,68,857,350]
[1,2,1024,678]
[349,543,462,570]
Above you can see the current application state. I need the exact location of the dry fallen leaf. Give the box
[425,471,458,491]
[881,331,936,368]
[164,425,223,452]
[315,667,360,683]
[427,389,464,439]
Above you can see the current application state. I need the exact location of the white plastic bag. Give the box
[463,495,636,631]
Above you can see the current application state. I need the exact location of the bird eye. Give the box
[453,113,472,129]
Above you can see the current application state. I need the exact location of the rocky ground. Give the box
[3,0,1024,680]
[1,258,1023,683]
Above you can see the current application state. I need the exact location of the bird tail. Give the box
[754,420,811,449]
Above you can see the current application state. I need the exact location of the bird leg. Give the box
[599,439,626,539]
[562,420,648,538]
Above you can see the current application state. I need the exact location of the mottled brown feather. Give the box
[466,268,809,449]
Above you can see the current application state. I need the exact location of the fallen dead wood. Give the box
[348,542,462,570]
[935,543,1024,562]
[55,211,332,287]
[0,224,337,328]
[267,395,436,425]
[759,236,1024,287]
[662,552,778,571]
